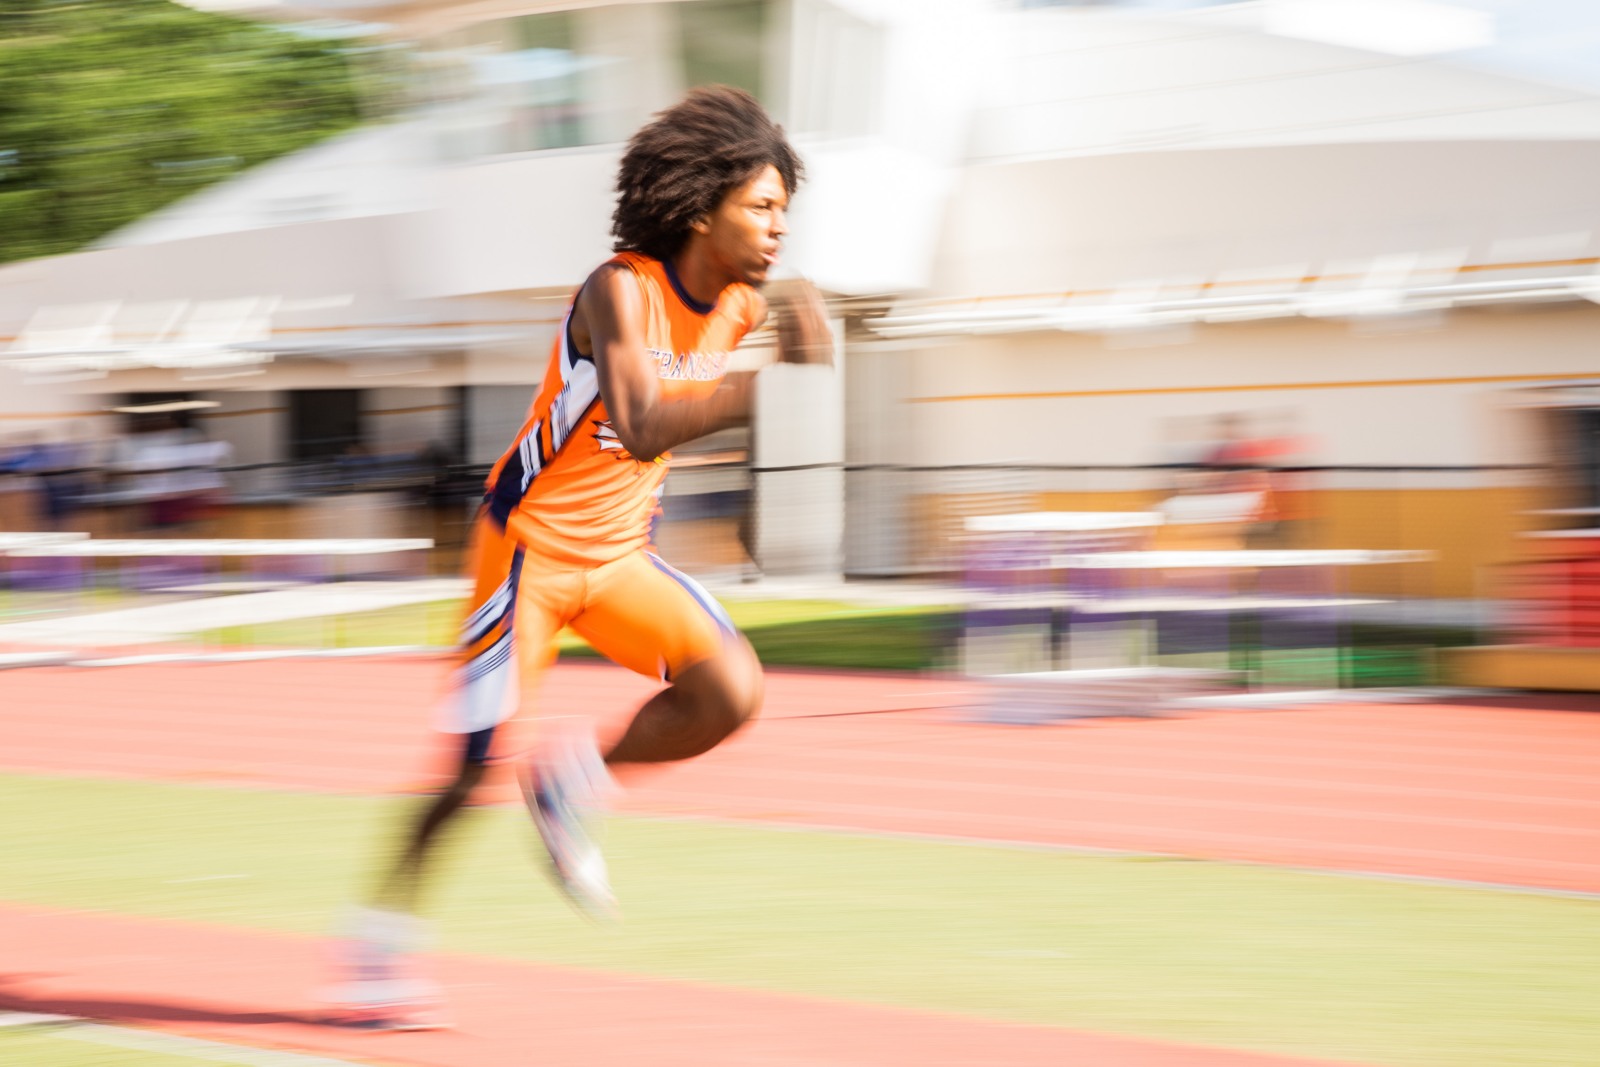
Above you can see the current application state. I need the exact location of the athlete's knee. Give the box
[679,637,763,739]
[713,634,763,729]
[731,636,764,725]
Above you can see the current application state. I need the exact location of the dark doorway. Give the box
[1576,409,1600,510]
[117,392,199,434]
[289,389,363,460]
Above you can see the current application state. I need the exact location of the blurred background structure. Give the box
[3,0,1600,692]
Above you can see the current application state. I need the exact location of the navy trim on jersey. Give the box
[564,283,594,363]
[457,544,523,766]
[646,551,736,636]
[484,288,596,529]
[486,447,533,529]
[507,544,525,622]
[661,255,717,316]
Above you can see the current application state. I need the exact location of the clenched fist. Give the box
[768,278,834,366]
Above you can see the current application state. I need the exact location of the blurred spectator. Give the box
[1200,410,1314,548]
[0,432,47,531]
[110,417,232,534]
[1152,411,1309,550]
[177,431,233,532]
[34,426,95,531]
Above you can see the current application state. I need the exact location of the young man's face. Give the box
[701,163,789,286]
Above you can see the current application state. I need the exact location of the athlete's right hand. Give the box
[770,279,833,367]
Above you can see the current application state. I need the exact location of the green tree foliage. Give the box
[0,0,368,264]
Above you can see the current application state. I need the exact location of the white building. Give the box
[3,0,1599,594]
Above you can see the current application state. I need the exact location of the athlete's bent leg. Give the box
[518,638,762,920]
[572,549,765,770]
[371,742,490,913]
[327,739,490,1031]
[522,550,762,917]
[604,633,763,768]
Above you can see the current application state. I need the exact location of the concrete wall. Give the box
[192,390,286,468]
[466,384,533,466]
[839,301,1600,591]
[752,360,844,575]
[399,136,957,300]
[397,149,620,301]
[365,386,456,456]
[890,303,1600,471]
[971,7,1600,161]
[0,368,109,440]
[194,386,462,462]
[934,140,1600,298]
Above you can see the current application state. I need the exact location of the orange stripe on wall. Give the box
[935,256,1600,306]
[194,408,286,419]
[914,370,1600,404]
[367,405,456,416]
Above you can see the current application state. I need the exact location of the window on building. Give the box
[679,0,769,102]
[415,1,783,161]
[789,0,884,140]
[1575,409,1600,510]
[289,389,364,461]
[414,16,582,158]
[503,12,588,151]
[1014,1,1243,8]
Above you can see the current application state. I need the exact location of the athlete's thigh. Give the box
[441,512,520,731]
[570,550,736,681]
[440,514,578,760]
[456,508,519,636]
[485,560,578,759]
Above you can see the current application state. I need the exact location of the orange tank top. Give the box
[483,251,762,566]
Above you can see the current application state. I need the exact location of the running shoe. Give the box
[323,908,449,1031]
[518,732,618,920]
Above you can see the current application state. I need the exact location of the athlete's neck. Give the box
[668,249,734,312]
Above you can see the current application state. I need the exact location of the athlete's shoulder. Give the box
[737,285,768,332]
[722,283,767,334]
[577,255,655,316]
[597,250,665,286]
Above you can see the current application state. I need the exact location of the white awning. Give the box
[0,214,548,375]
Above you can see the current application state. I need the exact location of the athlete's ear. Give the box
[689,214,711,236]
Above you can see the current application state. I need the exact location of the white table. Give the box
[0,532,89,552]
[8,538,434,558]
[6,538,436,596]
[1050,549,1430,570]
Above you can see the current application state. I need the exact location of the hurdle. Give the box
[959,512,1432,723]
[0,537,441,658]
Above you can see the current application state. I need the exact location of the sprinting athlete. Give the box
[329,85,831,1029]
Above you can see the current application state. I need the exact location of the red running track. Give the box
[4,657,1600,892]
[0,903,1358,1067]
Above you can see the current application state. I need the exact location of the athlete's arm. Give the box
[578,263,755,464]
[765,279,834,366]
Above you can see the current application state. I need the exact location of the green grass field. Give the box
[200,597,963,673]
[0,1024,411,1067]
[0,1029,213,1067]
[3,773,1597,1067]
[194,596,1457,685]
